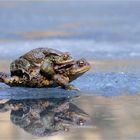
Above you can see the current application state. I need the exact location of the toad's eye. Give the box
[63,54,69,60]
[78,60,84,66]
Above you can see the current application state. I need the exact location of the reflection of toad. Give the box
[0,98,89,137]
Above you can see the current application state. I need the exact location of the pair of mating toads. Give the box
[0,48,90,90]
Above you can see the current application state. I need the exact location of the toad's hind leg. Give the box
[0,72,20,86]
[0,72,10,82]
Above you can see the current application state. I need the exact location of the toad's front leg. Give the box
[53,74,79,91]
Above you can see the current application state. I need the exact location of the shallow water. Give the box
[1,94,140,140]
[0,1,140,140]
[1,65,140,140]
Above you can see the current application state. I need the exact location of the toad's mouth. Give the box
[70,64,91,75]
[55,60,91,74]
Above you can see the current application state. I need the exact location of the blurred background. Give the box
[1,0,140,140]
[1,0,140,61]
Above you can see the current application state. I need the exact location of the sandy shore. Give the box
[0,59,12,73]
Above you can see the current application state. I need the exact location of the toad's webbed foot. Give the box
[64,84,80,91]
